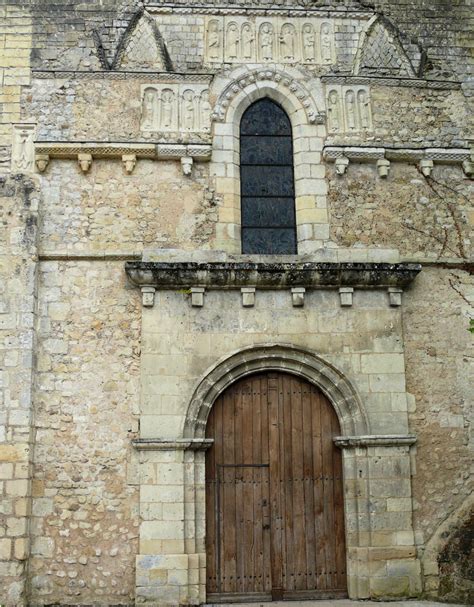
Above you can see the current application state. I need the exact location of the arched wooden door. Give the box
[205,372,347,603]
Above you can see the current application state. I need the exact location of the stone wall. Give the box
[29,260,141,605]
[328,164,473,261]
[0,0,472,604]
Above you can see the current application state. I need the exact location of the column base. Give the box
[136,553,205,606]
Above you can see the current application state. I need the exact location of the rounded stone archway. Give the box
[184,343,369,440]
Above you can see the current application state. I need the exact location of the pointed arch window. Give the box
[240,98,297,254]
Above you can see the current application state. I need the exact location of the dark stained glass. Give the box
[241,166,295,197]
[242,197,295,227]
[240,98,292,136]
[242,228,297,255]
[240,99,296,254]
[240,136,293,165]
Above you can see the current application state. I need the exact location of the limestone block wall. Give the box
[134,285,421,603]
[28,261,141,605]
[328,163,473,262]
[0,173,40,605]
[37,161,215,255]
[403,268,473,597]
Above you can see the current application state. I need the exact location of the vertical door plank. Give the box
[302,379,316,591]
[268,373,283,594]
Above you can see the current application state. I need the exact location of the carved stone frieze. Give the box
[32,70,213,83]
[212,67,323,124]
[321,74,461,91]
[205,16,335,65]
[326,85,373,134]
[11,123,36,174]
[140,84,212,133]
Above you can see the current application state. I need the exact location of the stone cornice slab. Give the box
[35,141,212,160]
[324,146,470,163]
[147,4,374,18]
[322,75,461,90]
[32,70,213,83]
[125,261,421,290]
[334,435,417,448]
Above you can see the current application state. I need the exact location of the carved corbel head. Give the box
[78,153,92,173]
[419,159,434,177]
[376,158,391,179]
[335,156,350,176]
[35,154,50,173]
[122,154,137,175]
[181,156,193,176]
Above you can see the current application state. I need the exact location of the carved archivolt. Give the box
[212,68,323,124]
[205,16,335,65]
[140,84,212,133]
[326,85,373,134]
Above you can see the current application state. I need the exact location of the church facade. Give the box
[0,1,472,605]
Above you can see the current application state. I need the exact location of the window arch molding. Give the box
[210,71,329,255]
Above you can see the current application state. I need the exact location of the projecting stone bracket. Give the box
[126,259,421,308]
[324,145,472,177]
[34,141,212,174]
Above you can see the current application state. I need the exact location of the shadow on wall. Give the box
[438,509,474,604]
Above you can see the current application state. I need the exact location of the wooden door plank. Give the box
[311,387,327,591]
[302,379,316,591]
[222,389,237,594]
[260,375,272,594]
[268,373,283,594]
[321,391,336,590]
[290,376,306,591]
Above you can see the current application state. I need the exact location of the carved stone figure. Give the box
[241,23,254,59]
[357,89,371,130]
[345,90,357,131]
[122,154,137,175]
[321,23,333,64]
[226,23,239,60]
[141,88,157,130]
[182,90,196,131]
[260,23,274,60]
[15,128,33,171]
[302,24,315,61]
[200,90,212,132]
[161,89,174,129]
[327,90,341,133]
[207,21,221,61]
[280,24,296,60]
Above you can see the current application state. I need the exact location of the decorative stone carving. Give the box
[207,19,222,61]
[321,22,334,64]
[335,156,350,175]
[325,85,373,134]
[212,67,322,125]
[141,286,156,308]
[226,22,240,60]
[377,158,391,178]
[35,153,50,173]
[12,123,36,173]
[280,23,297,61]
[241,287,256,308]
[302,23,315,62]
[141,84,211,134]
[78,153,92,173]
[259,22,274,61]
[181,156,193,176]
[419,159,433,177]
[241,22,254,60]
[205,17,336,65]
[355,17,416,77]
[122,153,137,174]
